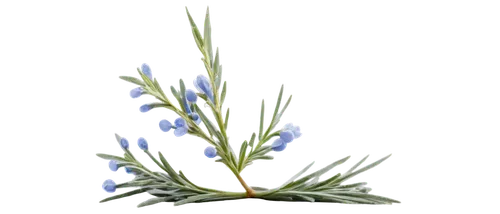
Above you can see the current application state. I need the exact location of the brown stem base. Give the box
[235,173,256,198]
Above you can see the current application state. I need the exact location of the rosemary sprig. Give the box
[97,7,398,207]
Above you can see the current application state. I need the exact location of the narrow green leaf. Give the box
[306,173,341,190]
[185,7,204,53]
[327,194,377,204]
[194,104,220,142]
[213,47,223,90]
[158,152,185,185]
[335,154,391,184]
[264,82,285,136]
[174,193,218,206]
[327,191,400,204]
[306,154,352,180]
[284,156,350,189]
[257,98,266,141]
[250,186,269,191]
[254,155,273,160]
[248,133,256,147]
[332,182,367,190]
[344,153,371,173]
[177,79,188,113]
[116,180,156,188]
[170,86,183,108]
[252,145,272,156]
[144,150,171,175]
[203,7,213,66]
[224,106,233,130]
[125,166,165,181]
[294,195,315,202]
[147,189,179,195]
[100,189,148,203]
[237,141,248,171]
[119,76,145,87]
[220,81,227,106]
[137,197,167,207]
[96,153,128,162]
[124,152,135,161]
[272,92,295,126]
[137,68,154,87]
[145,102,169,110]
[279,162,315,188]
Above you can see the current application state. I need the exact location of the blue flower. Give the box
[271,138,287,152]
[280,130,294,143]
[182,96,193,114]
[130,87,143,98]
[140,104,152,113]
[109,160,119,171]
[157,117,188,138]
[193,75,214,103]
[185,89,197,102]
[125,167,135,174]
[190,113,201,125]
[102,179,116,193]
[282,123,302,139]
[141,63,152,80]
[204,146,217,158]
[159,119,172,132]
[138,137,148,151]
[174,117,186,127]
[120,138,129,149]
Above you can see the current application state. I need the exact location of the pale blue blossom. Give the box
[108,160,119,174]
[135,136,149,150]
[271,138,288,153]
[189,112,201,125]
[120,138,130,149]
[137,103,153,115]
[157,118,175,134]
[101,178,116,195]
[122,167,135,176]
[186,89,197,102]
[280,121,304,142]
[193,74,214,103]
[280,130,294,143]
[203,146,217,159]
[128,87,144,100]
[157,117,188,138]
[140,61,154,80]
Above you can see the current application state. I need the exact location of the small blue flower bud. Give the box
[185,89,197,102]
[102,179,116,193]
[280,130,294,143]
[271,138,287,152]
[189,112,201,125]
[182,97,192,114]
[125,167,134,174]
[174,127,188,137]
[141,63,152,80]
[137,137,148,151]
[140,104,152,113]
[120,138,129,149]
[159,119,172,132]
[204,146,217,158]
[282,123,302,139]
[130,87,143,98]
[174,118,186,128]
[109,160,119,171]
[193,75,214,103]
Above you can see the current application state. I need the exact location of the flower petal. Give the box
[280,130,294,143]
[185,89,197,102]
[159,120,172,132]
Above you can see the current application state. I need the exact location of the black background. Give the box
[77,1,428,213]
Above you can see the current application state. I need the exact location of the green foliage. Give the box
[98,7,398,207]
